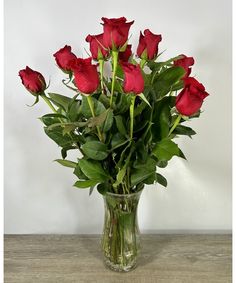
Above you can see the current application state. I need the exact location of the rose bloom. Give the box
[174,54,195,78]
[102,17,134,50]
[175,77,209,116]
[69,57,99,95]
[86,33,109,60]
[53,45,77,71]
[19,66,46,94]
[137,29,162,60]
[121,62,144,94]
[119,44,132,62]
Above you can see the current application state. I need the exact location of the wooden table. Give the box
[4,234,231,283]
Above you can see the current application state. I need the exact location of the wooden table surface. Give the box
[4,234,231,283]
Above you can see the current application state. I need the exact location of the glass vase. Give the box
[100,189,143,272]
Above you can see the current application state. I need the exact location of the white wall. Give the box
[4,0,231,234]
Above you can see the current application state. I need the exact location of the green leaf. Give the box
[153,66,186,98]
[179,148,187,160]
[62,124,77,135]
[138,93,151,107]
[147,61,163,71]
[155,173,167,187]
[67,99,81,122]
[46,121,87,132]
[97,183,110,195]
[143,172,156,184]
[131,170,154,187]
[61,146,76,159]
[40,113,67,126]
[152,97,175,141]
[115,64,124,79]
[152,139,180,161]
[99,93,110,108]
[73,163,88,180]
[113,146,134,188]
[81,141,108,160]
[134,101,147,117]
[110,136,130,151]
[54,159,77,168]
[131,157,156,186]
[79,159,109,182]
[81,96,106,118]
[156,160,168,168]
[133,140,148,165]
[171,80,184,91]
[44,126,78,148]
[102,109,114,132]
[87,109,109,128]
[27,95,39,107]
[48,93,72,111]
[111,132,126,149]
[173,125,196,138]
[89,186,95,196]
[114,93,130,114]
[74,179,98,188]
[147,55,183,71]
[114,115,127,136]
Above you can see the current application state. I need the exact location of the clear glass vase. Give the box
[101,189,143,272]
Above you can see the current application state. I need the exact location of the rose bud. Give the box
[19,66,46,94]
[102,17,134,50]
[175,77,209,116]
[86,33,109,60]
[174,55,195,78]
[121,62,144,94]
[119,44,132,62]
[69,57,99,95]
[137,29,162,60]
[53,45,77,72]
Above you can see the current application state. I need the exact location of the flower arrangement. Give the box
[19,16,209,272]
[19,17,209,195]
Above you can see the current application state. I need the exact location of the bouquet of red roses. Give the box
[19,17,209,196]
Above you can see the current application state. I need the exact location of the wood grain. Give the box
[4,234,231,283]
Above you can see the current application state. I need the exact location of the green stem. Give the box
[87,95,103,142]
[99,59,105,95]
[130,95,136,139]
[110,51,119,107]
[142,103,154,142]
[41,94,57,113]
[111,212,117,262]
[119,219,124,266]
[169,114,182,136]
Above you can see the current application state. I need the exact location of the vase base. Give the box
[103,258,138,272]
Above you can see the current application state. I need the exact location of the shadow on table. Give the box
[79,236,103,261]
[138,236,172,267]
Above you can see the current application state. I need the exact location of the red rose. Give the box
[69,57,99,95]
[121,62,144,94]
[53,45,77,71]
[119,44,132,62]
[176,77,209,116]
[137,29,162,60]
[86,33,109,60]
[19,66,46,94]
[174,55,194,78]
[102,17,134,50]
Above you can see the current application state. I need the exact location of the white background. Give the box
[4,0,231,234]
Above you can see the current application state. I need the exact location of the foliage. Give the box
[37,57,200,196]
